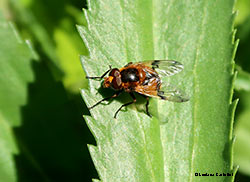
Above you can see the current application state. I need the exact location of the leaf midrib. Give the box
[119,0,159,181]
[189,1,208,182]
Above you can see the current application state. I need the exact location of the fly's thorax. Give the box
[120,68,140,83]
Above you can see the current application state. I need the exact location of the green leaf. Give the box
[78,0,238,181]
[0,13,35,181]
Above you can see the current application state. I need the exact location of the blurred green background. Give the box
[234,0,250,182]
[0,0,250,181]
[0,0,98,181]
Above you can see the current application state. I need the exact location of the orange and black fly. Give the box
[86,60,189,118]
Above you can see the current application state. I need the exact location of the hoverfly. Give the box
[86,60,189,118]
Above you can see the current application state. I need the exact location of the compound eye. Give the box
[115,77,122,86]
[112,76,122,90]
[109,68,120,76]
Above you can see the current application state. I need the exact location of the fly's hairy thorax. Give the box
[120,64,161,92]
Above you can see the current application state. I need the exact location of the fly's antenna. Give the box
[86,66,112,80]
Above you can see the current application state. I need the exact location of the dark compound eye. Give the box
[109,68,120,76]
[112,77,122,89]
[108,68,122,90]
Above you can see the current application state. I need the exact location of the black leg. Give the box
[145,97,152,117]
[142,95,152,117]
[114,92,136,119]
[86,65,112,80]
[124,62,133,67]
[89,90,121,110]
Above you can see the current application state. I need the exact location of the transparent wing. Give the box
[141,60,184,77]
[158,84,189,102]
[135,82,189,102]
[158,89,189,102]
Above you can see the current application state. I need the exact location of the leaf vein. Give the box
[189,2,208,182]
